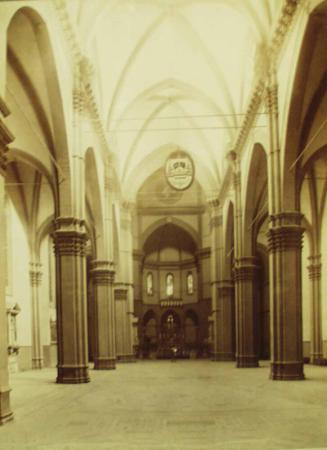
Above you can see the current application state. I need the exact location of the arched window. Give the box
[146,272,153,295]
[187,272,193,294]
[166,273,174,297]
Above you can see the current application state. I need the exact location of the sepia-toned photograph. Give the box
[0,0,326,449]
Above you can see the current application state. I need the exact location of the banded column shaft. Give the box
[234,257,259,367]
[215,281,235,361]
[228,152,258,368]
[0,103,13,423]
[266,72,304,380]
[29,262,43,369]
[53,217,89,384]
[91,261,116,369]
[268,213,304,379]
[307,255,322,364]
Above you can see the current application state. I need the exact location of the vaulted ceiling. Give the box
[68,0,283,199]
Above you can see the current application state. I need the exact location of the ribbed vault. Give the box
[67,0,283,198]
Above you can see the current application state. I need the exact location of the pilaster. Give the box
[307,255,323,364]
[53,217,90,383]
[91,260,116,370]
[0,100,14,423]
[29,262,43,369]
[268,212,305,380]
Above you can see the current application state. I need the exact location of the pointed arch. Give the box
[85,147,104,259]
[141,217,199,251]
[243,143,268,255]
[6,6,72,216]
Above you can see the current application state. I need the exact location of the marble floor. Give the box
[0,360,327,450]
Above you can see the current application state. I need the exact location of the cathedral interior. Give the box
[0,0,327,449]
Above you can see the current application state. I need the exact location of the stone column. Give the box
[227,151,258,368]
[266,71,304,380]
[0,102,14,423]
[53,217,90,384]
[114,286,135,362]
[209,199,234,361]
[215,281,235,361]
[307,255,323,364]
[91,260,116,370]
[268,212,304,380]
[29,262,43,369]
[233,257,259,367]
[114,202,135,361]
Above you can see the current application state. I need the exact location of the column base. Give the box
[117,354,136,363]
[270,361,305,380]
[236,355,259,368]
[94,357,116,370]
[0,388,13,425]
[56,365,90,383]
[32,358,44,370]
[310,354,326,365]
[211,352,235,362]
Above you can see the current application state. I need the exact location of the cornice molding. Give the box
[0,96,14,174]
[0,97,10,118]
[53,0,113,162]
[195,247,211,259]
[237,0,300,146]
[219,0,301,205]
[137,205,205,216]
[143,258,196,270]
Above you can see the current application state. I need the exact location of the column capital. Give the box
[90,260,115,285]
[122,200,136,212]
[268,212,304,253]
[210,214,223,229]
[216,280,234,297]
[195,247,211,260]
[207,197,220,210]
[265,77,278,116]
[72,87,87,114]
[208,198,222,229]
[233,257,259,281]
[104,162,117,192]
[53,217,88,256]
[226,149,238,168]
[29,262,43,286]
[133,250,144,262]
[269,211,303,227]
[307,254,322,280]
[104,174,116,192]
[114,288,128,301]
[226,150,241,188]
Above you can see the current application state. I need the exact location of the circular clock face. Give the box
[165,150,194,191]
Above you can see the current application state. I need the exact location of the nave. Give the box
[0,1,327,448]
[1,361,327,450]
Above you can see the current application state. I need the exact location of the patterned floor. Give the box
[0,360,327,450]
